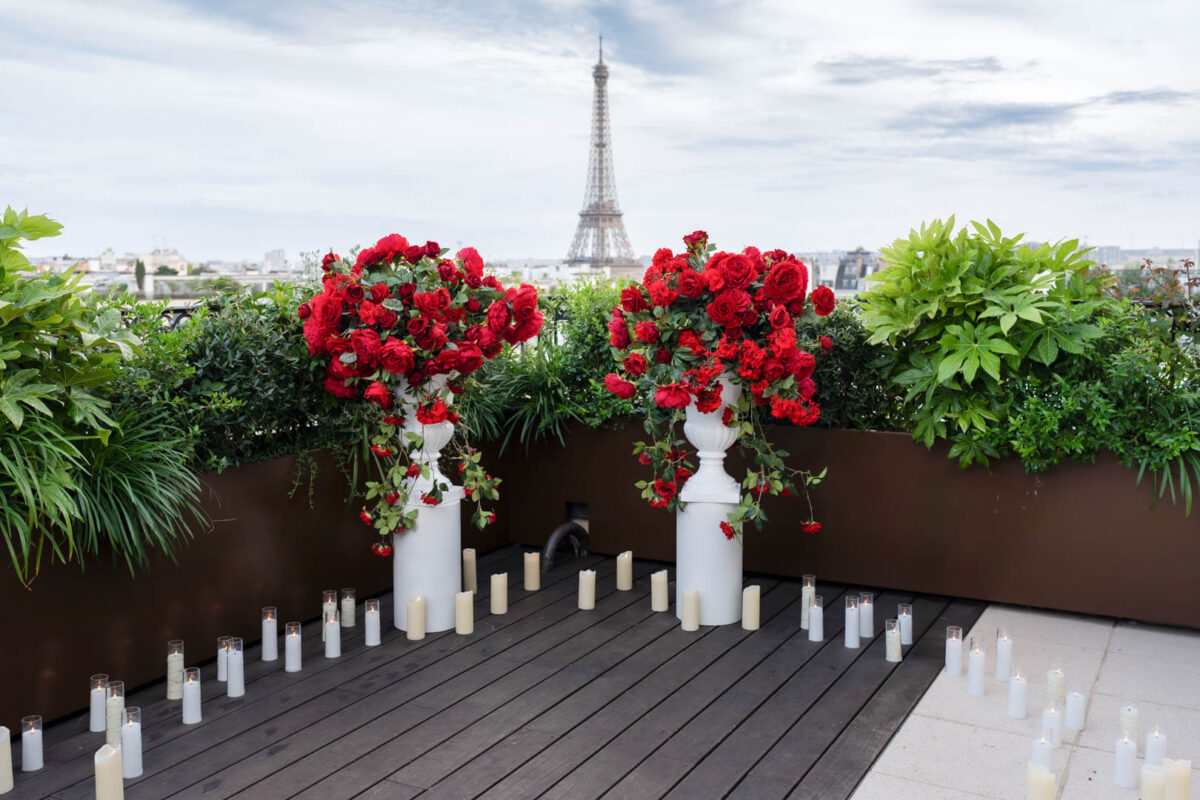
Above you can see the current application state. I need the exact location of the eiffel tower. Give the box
[565,37,641,278]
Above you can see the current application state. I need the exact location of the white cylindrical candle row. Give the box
[105,681,124,748]
[121,707,143,779]
[844,596,860,649]
[261,608,278,661]
[884,619,902,662]
[1031,734,1052,769]
[858,592,874,639]
[285,622,302,672]
[808,596,824,641]
[681,590,699,631]
[742,585,760,631]
[217,635,230,681]
[321,590,336,641]
[616,551,632,591]
[1042,704,1063,749]
[456,591,474,634]
[90,674,109,733]
[650,570,669,612]
[578,570,596,610]
[1065,691,1085,731]
[1027,761,1055,800]
[167,640,185,699]
[365,599,381,646]
[407,595,426,640]
[491,573,508,615]
[966,639,985,697]
[994,628,1012,680]
[800,575,815,630]
[21,716,43,772]
[325,612,341,658]
[182,668,202,724]
[897,603,912,645]
[226,638,245,697]
[1008,672,1027,719]
[0,725,12,793]
[1146,727,1167,767]
[1046,667,1066,709]
[463,548,477,593]
[524,552,541,591]
[341,588,356,628]
[94,744,123,800]
[945,627,962,676]
[1164,758,1191,799]
[1114,735,1137,788]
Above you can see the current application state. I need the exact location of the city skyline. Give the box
[4,1,1199,262]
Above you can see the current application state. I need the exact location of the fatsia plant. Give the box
[857,217,1106,466]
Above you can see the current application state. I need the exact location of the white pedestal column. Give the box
[675,377,743,627]
[393,377,464,633]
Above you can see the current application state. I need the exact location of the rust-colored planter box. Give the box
[494,422,1200,630]
[0,450,503,727]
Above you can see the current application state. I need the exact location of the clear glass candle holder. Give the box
[367,598,380,614]
[898,603,912,617]
[947,625,962,643]
[22,715,41,733]
[859,591,873,605]
[218,634,232,652]
[125,706,141,726]
[341,588,355,604]
[230,636,244,655]
[185,666,200,684]
[168,639,184,658]
[845,595,859,609]
[287,621,302,637]
[109,680,125,700]
[802,574,815,589]
[263,606,276,622]
[812,594,823,611]
[886,618,899,634]
[322,589,337,606]
[92,673,109,690]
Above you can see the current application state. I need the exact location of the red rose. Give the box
[424,241,441,257]
[297,302,312,319]
[458,246,484,277]
[506,309,544,344]
[634,320,660,343]
[620,286,648,313]
[456,343,484,374]
[407,316,430,338]
[379,338,415,374]
[322,252,340,268]
[678,330,707,356]
[706,289,751,326]
[487,300,511,333]
[465,297,481,312]
[654,479,678,501]
[811,286,835,316]
[405,463,420,478]
[655,348,670,363]
[604,373,637,399]
[385,491,400,505]
[402,245,425,263]
[364,381,391,409]
[323,374,356,398]
[416,398,449,425]
[677,269,705,299]
[682,230,708,249]
[437,260,457,282]
[416,323,448,352]
[798,377,816,399]
[720,254,757,290]
[378,309,399,329]
[608,308,631,349]
[512,284,539,321]
[371,542,393,557]
[694,387,722,413]
[344,283,366,305]
[415,287,451,318]
[764,259,807,302]
[370,445,393,457]
[802,521,822,534]
[794,351,816,380]
[470,326,503,358]
[652,248,674,266]
[312,291,343,326]
[622,352,648,377]
[483,275,501,289]
[819,335,833,352]
[435,349,461,373]
[398,282,417,304]
[375,233,409,260]
[350,329,382,368]
[370,282,390,303]
[355,247,380,270]
[720,521,736,540]
[647,281,678,307]
[653,383,692,409]
[769,306,791,329]
[359,509,372,525]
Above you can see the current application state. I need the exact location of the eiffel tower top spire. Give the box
[565,37,639,276]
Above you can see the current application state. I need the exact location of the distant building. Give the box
[263,249,286,273]
[834,247,881,293]
[141,248,189,274]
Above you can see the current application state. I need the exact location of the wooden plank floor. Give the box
[13,545,984,800]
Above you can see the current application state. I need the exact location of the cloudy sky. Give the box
[4,0,1198,262]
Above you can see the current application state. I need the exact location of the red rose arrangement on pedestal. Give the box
[301,234,543,554]
[605,230,836,538]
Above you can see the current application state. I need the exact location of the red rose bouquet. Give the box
[605,230,835,538]
[301,233,543,554]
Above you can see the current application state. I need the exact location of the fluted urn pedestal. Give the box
[675,377,744,626]
[392,376,463,633]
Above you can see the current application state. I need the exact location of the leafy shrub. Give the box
[858,217,1106,466]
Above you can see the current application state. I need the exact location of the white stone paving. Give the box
[851,604,1200,799]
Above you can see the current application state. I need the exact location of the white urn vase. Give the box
[675,375,744,626]
[392,374,464,633]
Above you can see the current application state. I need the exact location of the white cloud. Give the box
[2,0,1197,262]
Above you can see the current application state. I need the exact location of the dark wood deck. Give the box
[15,545,983,800]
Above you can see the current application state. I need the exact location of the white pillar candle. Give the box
[994,628,1012,680]
[94,744,123,800]
[967,638,985,696]
[226,638,245,697]
[490,573,508,615]
[578,570,596,611]
[261,608,278,661]
[285,622,302,672]
[324,612,341,658]
[741,585,760,631]
[1146,726,1167,767]
[945,626,962,676]
[1031,734,1052,769]
[341,588,356,627]
[105,682,124,747]
[1120,703,1139,745]
[800,575,815,630]
[897,603,912,645]
[1026,761,1055,800]
[858,592,874,638]
[844,596,860,649]
[524,552,540,591]
[182,668,202,724]
[1142,764,1167,800]
[20,716,43,772]
[1065,691,1085,731]
[1008,672,1028,719]
[681,590,700,631]
[1046,667,1066,708]
[120,708,142,779]
[455,590,474,635]
[217,636,230,681]
[1042,704,1063,748]
[89,674,109,732]
[1114,734,1137,788]
[462,548,477,593]
[650,570,669,612]
[321,590,336,641]
[406,595,426,640]
[808,595,824,641]
[1164,758,1191,800]
[0,725,12,793]
[616,551,633,591]
[364,600,381,646]
[885,619,902,662]
[167,640,185,698]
